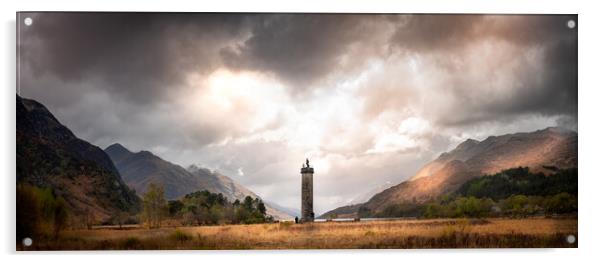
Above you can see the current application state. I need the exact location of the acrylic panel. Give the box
[16,13,577,250]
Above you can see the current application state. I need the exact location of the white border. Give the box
[2,0,601,262]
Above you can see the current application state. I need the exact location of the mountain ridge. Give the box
[105,143,293,220]
[321,127,577,218]
[17,95,141,222]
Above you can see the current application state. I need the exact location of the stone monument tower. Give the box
[300,158,314,223]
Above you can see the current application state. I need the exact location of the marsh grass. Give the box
[171,229,192,245]
[18,218,577,250]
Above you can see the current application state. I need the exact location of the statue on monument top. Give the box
[306,158,310,168]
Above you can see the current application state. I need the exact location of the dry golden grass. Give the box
[19,217,577,250]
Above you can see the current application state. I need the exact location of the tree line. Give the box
[17,182,273,242]
[140,183,273,228]
[363,167,577,219]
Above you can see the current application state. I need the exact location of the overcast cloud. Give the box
[18,13,577,214]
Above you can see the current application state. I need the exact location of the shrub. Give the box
[16,184,69,240]
[544,192,577,214]
[121,237,141,249]
[171,229,192,244]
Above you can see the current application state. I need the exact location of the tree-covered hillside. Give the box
[367,167,577,219]
[456,167,577,200]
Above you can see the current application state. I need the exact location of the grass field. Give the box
[19,217,577,250]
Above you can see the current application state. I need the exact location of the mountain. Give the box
[105,143,201,200]
[319,181,395,219]
[185,164,256,202]
[264,200,299,218]
[16,95,140,222]
[105,144,293,220]
[347,181,395,205]
[319,204,362,219]
[321,127,577,217]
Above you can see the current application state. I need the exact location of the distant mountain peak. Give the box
[105,143,131,153]
[104,143,133,163]
[457,138,479,149]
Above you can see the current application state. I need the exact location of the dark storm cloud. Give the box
[390,15,575,52]
[390,14,482,52]
[18,13,262,151]
[19,13,578,139]
[21,13,391,99]
[220,14,390,89]
[20,13,248,104]
[385,14,578,127]
[475,37,577,122]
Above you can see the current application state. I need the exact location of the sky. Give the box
[18,13,577,214]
